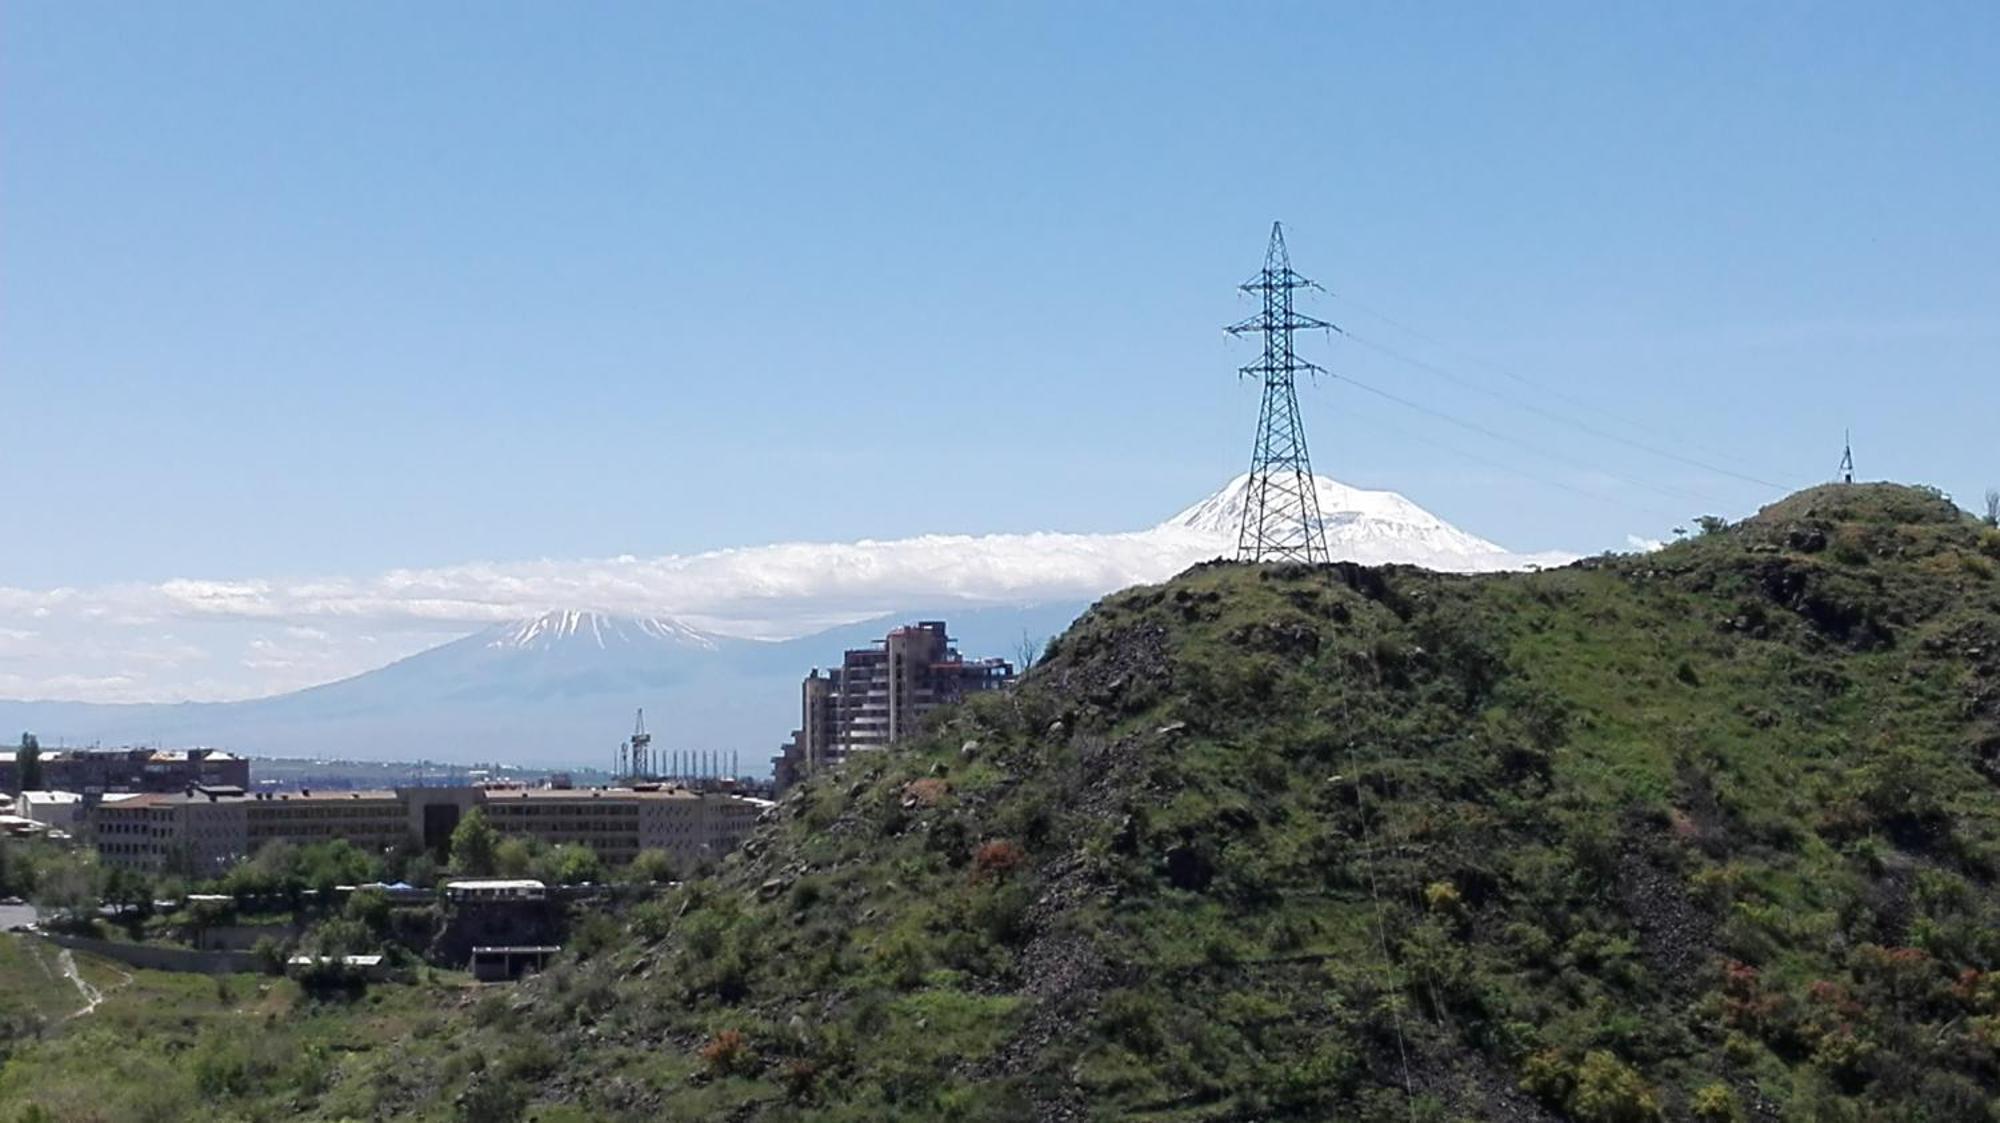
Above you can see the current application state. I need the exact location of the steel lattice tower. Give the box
[1227,222,1334,563]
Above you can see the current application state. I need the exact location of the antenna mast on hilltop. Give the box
[1228,222,1334,563]
[1839,430,1855,485]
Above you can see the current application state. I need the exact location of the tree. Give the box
[400,853,439,889]
[624,848,677,885]
[493,836,538,879]
[344,887,391,935]
[310,915,373,958]
[449,808,499,876]
[1984,488,1998,527]
[540,843,603,887]
[103,866,155,920]
[1014,630,1045,673]
[17,732,41,792]
[296,839,383,898]
[30,851,97,919]
[184,896,235,946]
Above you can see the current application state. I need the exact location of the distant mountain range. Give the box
[0,475,1572,771]
[0,604,1090,773]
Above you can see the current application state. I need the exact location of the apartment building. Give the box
[96,787,250,874]
[774,620,1013,790]
[1,746,248,794]
[94,782,768,875]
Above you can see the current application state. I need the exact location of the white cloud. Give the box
[0,479,1572,703]
[0,528,1225,640]
[0,528,1229,701]
[1625,534,1666,553]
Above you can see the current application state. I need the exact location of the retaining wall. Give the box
[39,932,261,975]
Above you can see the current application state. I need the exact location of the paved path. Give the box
[57,947,108,1018]
[0,902,38,930]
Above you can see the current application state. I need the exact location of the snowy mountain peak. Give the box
[485,610,720,653]
[1155,473,1569,573]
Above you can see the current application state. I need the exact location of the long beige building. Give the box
[95,783,766,875]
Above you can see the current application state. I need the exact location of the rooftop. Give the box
[445,879,546,892]
[260,788,399,802]
[288,954,385,967]
[96,793,175,810]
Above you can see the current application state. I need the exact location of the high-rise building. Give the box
[773,621,1012,790]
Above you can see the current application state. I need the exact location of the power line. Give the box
[1340,328,1796,493]
[1332,368,1732,510]
[1341,399,1693,527]
[1329,294,1802,492]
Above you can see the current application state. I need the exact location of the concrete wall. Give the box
[192,922,305,951]
[39,932,262,975]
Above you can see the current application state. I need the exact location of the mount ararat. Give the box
[0,476,1573,770]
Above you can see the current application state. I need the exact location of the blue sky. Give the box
[3,3,1998,700]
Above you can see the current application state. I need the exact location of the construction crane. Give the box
[631,708,652,778]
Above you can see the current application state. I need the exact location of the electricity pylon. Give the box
[1228,222,1334,563]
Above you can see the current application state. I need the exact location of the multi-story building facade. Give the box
[94,782,768,875]
[1,746,249,795]
[95,787,251,874]
[481,784,762,867]
[16,790,85,832]
[249,789,409,854]
[774,620,1013,791]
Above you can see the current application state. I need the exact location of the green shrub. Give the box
[631,899,673,941]
[470,992,516,1030]
[966,882,1033,945]
[1691,1082,1741,1122]
[567,910,620,961]
[250,935,288,976]
[455,1074,526,1123]
[1524,1050,1660,1122]
[625,848,677,884]
[190,1027,285,1098]
[1569,1051,1661,1122]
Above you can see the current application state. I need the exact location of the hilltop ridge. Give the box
[365,482,2000,1121]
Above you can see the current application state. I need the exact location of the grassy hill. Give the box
[7,482,2000,1122]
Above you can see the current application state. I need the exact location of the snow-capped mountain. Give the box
[1151,473,1573,572]
[0,604,1087,766]
[486,610,721,654]
[336,612,746,706]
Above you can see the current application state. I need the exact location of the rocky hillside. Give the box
[337,486,2000,1119]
